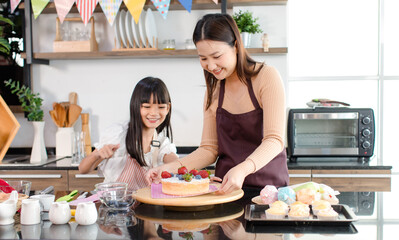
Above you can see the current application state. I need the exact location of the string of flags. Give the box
[10,0,218,25]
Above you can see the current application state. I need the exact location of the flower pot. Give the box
[30,121,47,163]
[241,32,251,48]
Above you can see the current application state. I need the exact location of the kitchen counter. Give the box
[0,154,392,171]
[2,174,398,239]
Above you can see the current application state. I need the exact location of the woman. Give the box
[146,13,289,194]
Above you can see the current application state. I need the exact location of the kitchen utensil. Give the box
[101,189,135,209]
[138,10,147,47]
[118,10,128,48]
[75,201,98,225]
[56,127,74,157]
[72,131,85,164]
[56,189,78,202]
[40,185,54,195]
[69,92,78,105]
[67,104,82,127]
[145,8,157,48]
[54,103,66,127]
[21,199,41,225]
[49,110,60,127]
[49,201,71,224]
[81,113,92,155]
[77,191,88,200]
[132,183,243,207]
[113,11,122,48]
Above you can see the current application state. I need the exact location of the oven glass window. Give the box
[294,118,358,148]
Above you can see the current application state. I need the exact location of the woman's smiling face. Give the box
[196,40,237,80]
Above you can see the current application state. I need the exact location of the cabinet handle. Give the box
[289,174,311,178]
[0,174,62,179]
[75,174,102,179]
[312,174,391,178]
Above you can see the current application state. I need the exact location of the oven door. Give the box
[292,112,359,156]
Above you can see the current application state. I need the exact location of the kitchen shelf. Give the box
[19,0,287,13]
[20,48,287,60]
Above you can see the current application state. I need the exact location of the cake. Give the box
[271,200,289,214]
[161,167,210,196]
[317,208,339,220]
[296,188,319,205]
[311,200,331,215]
[260,185,278,204]
[278,186,296,205]
[265,207,287,220]
[288,205,310,220]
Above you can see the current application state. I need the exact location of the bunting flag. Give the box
[178,0,192,13]
[10,0,22,13]
[212,0,217,4]
[54,0,75,23]
[98,0,122,25]
[151,0,170,20]
[124,0,146,24]
[76,0,98,25]
[31,0,50,19]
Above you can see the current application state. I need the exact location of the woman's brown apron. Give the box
[215,79,289,188]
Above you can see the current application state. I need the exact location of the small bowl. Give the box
[101,190,135,209]
[0,180,32,196]
[95,182,128,207]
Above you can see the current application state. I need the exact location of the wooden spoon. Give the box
[69,92,78,105]
[49,110,60,127]
[68,104,82,127]
[54,103,66,127]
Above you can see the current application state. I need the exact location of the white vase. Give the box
[30,121,47,163]
[241,32,251,48]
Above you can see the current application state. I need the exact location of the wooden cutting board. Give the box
[132,183,244,207]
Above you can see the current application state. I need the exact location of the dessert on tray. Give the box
[161,166,210,196]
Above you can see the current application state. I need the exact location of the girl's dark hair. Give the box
[126,77,172,167]
[193,13,263,109]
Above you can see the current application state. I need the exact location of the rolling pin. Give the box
[81,113,92,155]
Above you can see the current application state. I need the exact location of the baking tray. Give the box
[245,204,358,226]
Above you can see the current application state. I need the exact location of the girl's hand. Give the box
[217,166,247,194]
[145,161,180,185]
[97,144,120,160]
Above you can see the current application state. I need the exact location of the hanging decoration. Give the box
[98,0,122,25]
[54,0,76,23]
[124,0,146,24]
[10,0,21,13]
[178,0,192,13]
[212,0,217,4]
[31,0,50,19]
[151,0,170,20]
[76,0,98,25]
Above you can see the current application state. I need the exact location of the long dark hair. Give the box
[193,13,263,109]
[125,77,173,167]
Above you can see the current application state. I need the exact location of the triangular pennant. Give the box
[10,0,22,13]
[178,0,192,13]
[31,0,50,19]
[76,0,98,25]
[54,0,75,23]
[151,0,170,20]
[212,0,218,4]
[124,0,146,24]
[98,0,122,25]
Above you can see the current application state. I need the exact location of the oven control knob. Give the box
[362,129,371,137]
[362,141,371,149]
[362,117,371,125]
[362,201,372,209]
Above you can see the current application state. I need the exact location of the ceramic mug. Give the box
[49,201,71,224]
[75,202,98,225]
[30,194,55,211]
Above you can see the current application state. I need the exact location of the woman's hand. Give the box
[97,144,120,160]
[217,165,247,194]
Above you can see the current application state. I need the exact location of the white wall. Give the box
[10,5,287,148]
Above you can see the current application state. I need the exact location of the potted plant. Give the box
[4,79,47,163]
[233,10,263,48]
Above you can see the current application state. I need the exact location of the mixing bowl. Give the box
[95,182,128,207]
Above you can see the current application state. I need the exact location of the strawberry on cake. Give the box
[161,167,210,196]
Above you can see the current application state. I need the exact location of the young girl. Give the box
[79,77,178,191]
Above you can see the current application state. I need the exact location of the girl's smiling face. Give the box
[140,94,170,130]
[196,40,237,80]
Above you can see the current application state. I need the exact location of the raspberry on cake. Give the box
[161,168,210,196]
